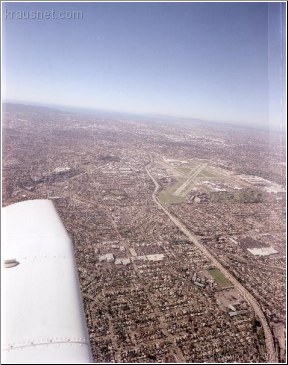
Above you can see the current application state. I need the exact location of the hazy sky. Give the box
[2,1,286,129]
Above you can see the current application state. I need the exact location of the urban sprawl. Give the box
[2,103,286,363]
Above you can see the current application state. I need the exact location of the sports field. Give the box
[208,268,231,287]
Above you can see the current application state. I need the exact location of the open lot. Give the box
[208,268,231,287]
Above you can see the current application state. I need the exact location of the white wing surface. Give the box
[1,200,92,363]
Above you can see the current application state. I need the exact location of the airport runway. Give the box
[146,161,278,363]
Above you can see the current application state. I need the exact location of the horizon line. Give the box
[2,98,284,133]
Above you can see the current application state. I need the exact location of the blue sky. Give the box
[2,1,286,129]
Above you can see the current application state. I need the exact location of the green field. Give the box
[198,167,224,178]
[158,191,185,204]
[176,167,192,174]
[208,268,231,287]
[158,175,189,204]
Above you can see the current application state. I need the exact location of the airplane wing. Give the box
[1,200,93,363]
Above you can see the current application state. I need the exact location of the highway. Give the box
[145,162,277,363]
